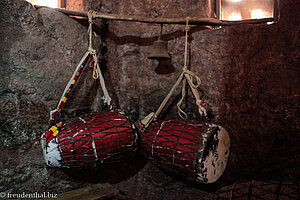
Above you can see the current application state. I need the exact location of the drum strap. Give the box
[42,13,112,144]
[139,17,207,131]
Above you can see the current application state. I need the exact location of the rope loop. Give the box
[177,78,188,119]
[176,68,202,119]
[184,69,201,88]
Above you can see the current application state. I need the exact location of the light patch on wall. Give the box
[26,0,59,8]
[251,9,268,19]
[219,0,276,21]
[227,12,242,21]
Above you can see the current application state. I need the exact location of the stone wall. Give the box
[0,0,299,199]
[70,0,299,181]
[0,0,105,195]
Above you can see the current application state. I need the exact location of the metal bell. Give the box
[148,38,171,60]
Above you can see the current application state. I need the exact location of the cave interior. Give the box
[0,0,299,199]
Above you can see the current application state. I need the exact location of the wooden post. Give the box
[58,0,66,8]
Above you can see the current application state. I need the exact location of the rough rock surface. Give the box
[0,0,299,200]
[72,0,300,198]
[88,0,300,181]
[0,0,104,195]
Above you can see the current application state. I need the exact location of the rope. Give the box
[154,72,185,120]
[96,61,112,108]
[155,17,191,120]
[43,52,91,143]
[44,51,113,144]
[88,10,112,107]
[183,17,190,70]
[179,17,190,120]
[43,11,113,144]
[50,51,90,120]
[139,17,207,131]
[176,17,206,118]
[88,10,99,79]
[177,68,204,118]
[177,77,187,119]
[154,18,206,120]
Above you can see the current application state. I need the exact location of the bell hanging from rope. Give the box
[148,37,171,60]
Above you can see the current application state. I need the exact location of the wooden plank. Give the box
[34,6,274,26]
[43,183,119,200]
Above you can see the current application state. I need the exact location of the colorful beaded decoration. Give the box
[42,53,93,144]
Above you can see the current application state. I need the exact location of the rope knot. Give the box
[183,66,188,72]
[88,48,96,55]
[184,69,201,88]
[185,17,190,31]
[87,10,97,23]
[185,26,190,32]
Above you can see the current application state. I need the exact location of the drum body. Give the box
[42,111,137,167]
[141,120,230,183]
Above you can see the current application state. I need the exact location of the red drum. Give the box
[141,120,230,183]
[42,111,137,167]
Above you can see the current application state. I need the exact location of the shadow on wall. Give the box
[61,152,147,184]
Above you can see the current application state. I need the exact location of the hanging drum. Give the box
[42,111,137,167]
[141,120,230,183]
[140,17,230,184]
[41,51,137,168]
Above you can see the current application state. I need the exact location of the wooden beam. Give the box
[35,6,274,26]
